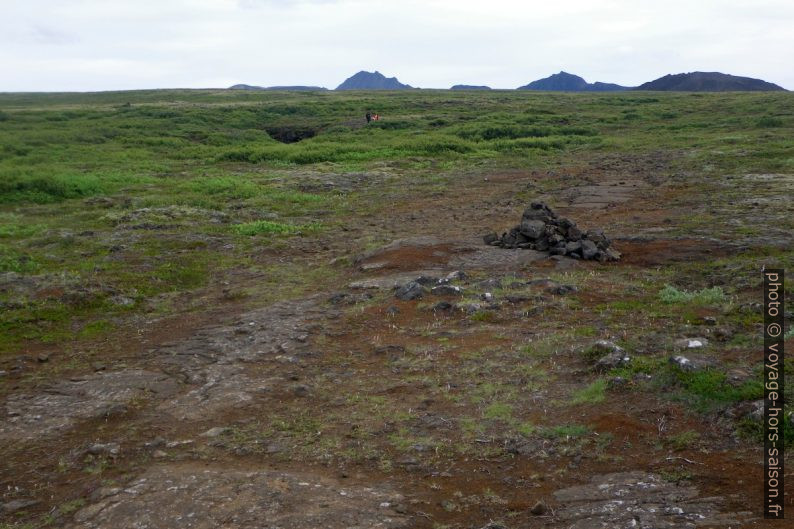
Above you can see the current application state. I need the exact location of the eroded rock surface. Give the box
[1,298,333,437]
[1,370,179,440]
[69,465,409,529]
[553,471,755,528]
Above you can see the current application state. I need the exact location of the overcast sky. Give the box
[2,0,793,91]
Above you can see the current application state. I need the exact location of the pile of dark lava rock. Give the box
[484,201,621,261]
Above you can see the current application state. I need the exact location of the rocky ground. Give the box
[1,153,792,528]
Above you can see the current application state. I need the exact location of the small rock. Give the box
[266,443,283,454]
[565,240,582,255]
[328,292,349,304]
[2,499,40,513]
[456,303,482,314]
[728,400,764,422]
[668,355,711,371]
[442,270,466,282]
[89,486,122,502]
[432,301,454,312]
[669,355,692,370]
[386,305,400,316]
[479,523,507,529]
[589,340,624,356]
[92,362,107,372]
[505,295,530,304]
[530,500,547,515]
[713,326,734,341]
[395,281,425,301]
[200,427,230,438]
[88,442,120,456]
[152,449,167,458]
[431,285,464,296]
[595,351,630,371]
[483,232,499,245]
[478,278,503,289]
[292,384,311,397]
[482,292,494,302]
[374,345,406,355]
[37,353,50,363]
[0,370,6,377]
[726,368,751,386]
[111,295,135,307]
[580,239,599,260]
[548,284,577,295]
[144,437,166,448]
[675,338,709,349]
[520,219,546,239]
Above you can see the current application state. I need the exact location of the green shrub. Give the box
[758,117,784,128]
[658,285,727,305]
[0,171,106,203]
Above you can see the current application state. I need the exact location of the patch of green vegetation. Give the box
[470,310,497,322]
[658,284,727,305]
[666,430,701,451]
[659,469,694,482]
[483,401,513,421]
[757,117,784,128]
[0,171,106,204]
[571,379,607,405]
[58,498,86,515]
[666,367,763,412]
[232,220,320,236]
[515,421,536,437]
[539,424,590,439]
[78,319,114,339]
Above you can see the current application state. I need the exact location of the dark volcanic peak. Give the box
[335,71,412,90]
[517,71,629,92]
[228,84,327,91]
[637,72,785,92]
[450,84,491,90]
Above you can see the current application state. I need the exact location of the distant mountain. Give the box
[228,84,327,91]
[336,71,412,90]
[517,71,629,92]
[450,84,491,90]
[637,72,785,91]
[589,81,629,92]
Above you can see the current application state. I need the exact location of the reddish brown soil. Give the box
[0,156,769,528]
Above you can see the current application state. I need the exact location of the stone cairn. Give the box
[484,201,621,261]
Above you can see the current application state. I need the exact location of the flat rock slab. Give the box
[355,236,552,279]
[157,365,275,421]
[349,270,446,290]
[447,244,548,269]
[1,297,333,437]
[1,370,180,440]
[553,471,755,528]
[157,297,329,368]
[559,181,643,209]
[69,465,409,529]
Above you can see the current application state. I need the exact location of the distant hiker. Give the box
[366,112,371,123]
